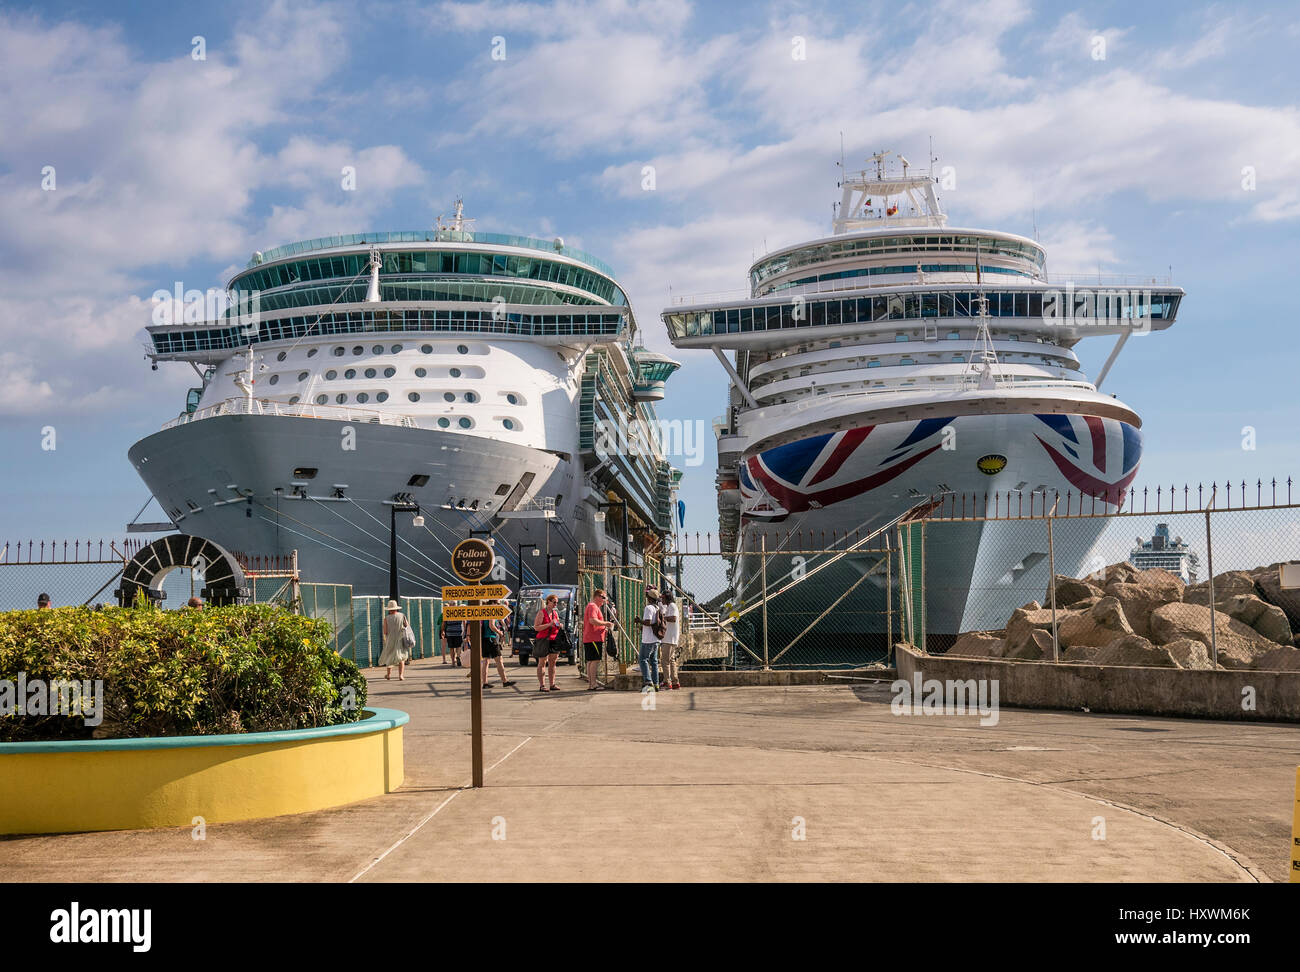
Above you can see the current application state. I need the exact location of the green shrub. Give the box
[0,603,367,742]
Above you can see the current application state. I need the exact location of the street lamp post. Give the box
[518,543,539,589]
[388,500,422,602]
[596,498,630,567]
[546,553,566,583]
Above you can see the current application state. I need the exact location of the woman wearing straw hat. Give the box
[379,599,411,680]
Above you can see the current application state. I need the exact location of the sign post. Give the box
[450,538,497,788]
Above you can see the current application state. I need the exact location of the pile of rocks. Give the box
[946,561,1300,671]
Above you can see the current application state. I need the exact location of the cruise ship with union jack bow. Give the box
[661,151,1183,640]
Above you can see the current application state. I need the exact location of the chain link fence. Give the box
[903,500,1300,671]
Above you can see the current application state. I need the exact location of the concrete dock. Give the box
[2,661,1295,882]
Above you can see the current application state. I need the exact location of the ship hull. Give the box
[729,410,1139,646]
[128,414,592,595]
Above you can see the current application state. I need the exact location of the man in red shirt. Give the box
[582,589,614,690]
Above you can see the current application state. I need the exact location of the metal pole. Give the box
[761,534,770,670]
[620,499,629,568]
[886,544,893,665]
[1047,514,1059,662]
[388,505,400,603]
[290,549,300,614]
[1205,508,1218,667]
[470,582,484,788]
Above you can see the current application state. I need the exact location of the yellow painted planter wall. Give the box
[0,708,407,835]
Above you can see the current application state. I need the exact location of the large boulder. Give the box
[1057,596,1133,648]
[1252,645,1300,671]
[1104,582,1174,639]
[1164,638,1215,671]
[1184,571,1258,607]
[946,631,1005,659]
[1102,561,1140,586]
[1092,634,1177,668]
[1061,644,1102,664]
[1148,602,1277,670]
[1004,606,1057,657]
[1220,594,1293,644]
[1134,567,1187,600]
[1046,575,1105,607]
[1251,563,1300,632]
[1005,628,1053,661]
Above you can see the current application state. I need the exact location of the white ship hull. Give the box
[129,413,596,595]
[730,409,1137,642]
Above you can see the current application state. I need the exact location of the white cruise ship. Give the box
[130,203,681,596]
[662,152,1184,642]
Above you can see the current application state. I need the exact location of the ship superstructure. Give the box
[662,151,1184,637]
[131,202,680,594]
[1129,523,1200,584]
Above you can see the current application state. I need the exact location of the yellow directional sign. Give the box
[443,604,512,622]
[442,584,510,601]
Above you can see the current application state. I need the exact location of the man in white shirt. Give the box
[637,587,662,692]
[658,590,681,690]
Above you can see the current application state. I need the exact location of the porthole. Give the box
[408,392,421,402]
[289,395,300,404]
[276,351,287,362]
[268,374,279,385]
[458,417,472,428]
[437,418,450,428]
[383,367,396,378]
[344,368,356,379]
[464,391,478,403]
[336,394,347,404]
[377,391,389,402]
[372,345,384,355]
[315,394,328,404]
[325,370,337,380]
[457,344,469,355]
[450,367,462,378]
[421,344,433,354]
[332,346,345,357]
[365,368,377,378]
[415,367,427,378]
[391,344,402,354]
[298,371,309,381]
[506,393,518,405]
[307,348,318,358]
[502,418,515,430]
[351,346,363,355]
[357,392,369,403]
[444,392,455,402]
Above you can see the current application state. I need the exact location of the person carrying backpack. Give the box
[638,587,664,692]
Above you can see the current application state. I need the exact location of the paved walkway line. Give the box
[347,735,534,883]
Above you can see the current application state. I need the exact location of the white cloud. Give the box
[0,1,425,417]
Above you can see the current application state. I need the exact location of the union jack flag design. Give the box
[1033,413,1142,504]
[740,418,948,517]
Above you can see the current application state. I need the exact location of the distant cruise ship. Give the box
[130,202,681,595]
[662,151,1185,641]
[1129,523,1199,584]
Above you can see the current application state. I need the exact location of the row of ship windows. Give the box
[751,237,1046,284]
[266,371,523,405]
[245,281,601,314]
[234,250,624,305]
[763,372,1079,401]
[283,393,520,430]
[275,342,472,358]
[667,291,1180,338]
[756,351,1073,378]
[152,311,626,355]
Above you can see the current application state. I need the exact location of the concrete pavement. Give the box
[2,659,1296,882]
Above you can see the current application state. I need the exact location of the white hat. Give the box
[386,600,400,611]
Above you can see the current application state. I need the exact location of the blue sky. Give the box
[0,0,1298,557]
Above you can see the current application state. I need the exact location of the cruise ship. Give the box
[1130,523,1199,584]
[130,203,681,595]
[662,152,1184,643]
